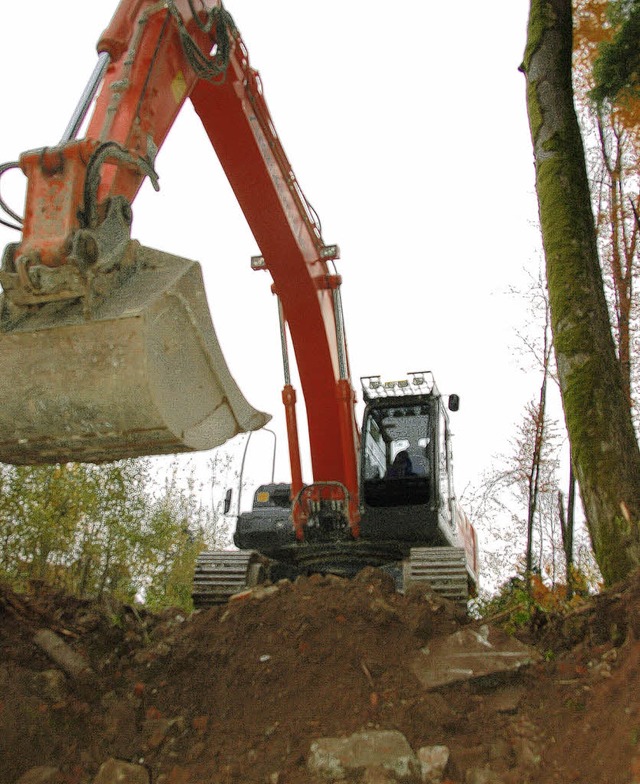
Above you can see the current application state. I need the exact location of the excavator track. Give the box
[403,547,469,603]
[192,546,470,608]
[192,550,265,608]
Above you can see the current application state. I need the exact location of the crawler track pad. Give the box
[192,551,267,607]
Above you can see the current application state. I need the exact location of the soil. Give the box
[2,568,640,784]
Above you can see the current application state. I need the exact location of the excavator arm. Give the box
[0,0,360,528]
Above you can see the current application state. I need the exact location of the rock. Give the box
[102,699,137,742]
[368,597,401,625]
[152,642,172,658]
[158,767,191,784]
[631,753,640,784]
[404,585,467,630]
[417,745,450,783]
[15,766,60,784]
[32,669,67,701]
[508,716,541,768]
[252,585,281,600]
[411,625,540,690]
[354,567,397,595]
[407,607,435,641]
[449,745,487,776]
[186,741,206,762]
[362,766,400,783]
[143,717,179,750]
[487,738,512,765]
[512,736,541,768]
[484,686,525,714]
[132,649,156,665]
[92,758,149,784]
[230,585,279,603]
[464,768,505,784]
[33,629,96,683]
[308,729,420,781]
[76,610,102,632]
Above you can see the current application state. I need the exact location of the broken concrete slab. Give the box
[410,624,540,690]
[308,729,420,781]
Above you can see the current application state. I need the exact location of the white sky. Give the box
[0,1,547,514]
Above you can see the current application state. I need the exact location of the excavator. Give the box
[196,371,480,605]
[0,0,478,604]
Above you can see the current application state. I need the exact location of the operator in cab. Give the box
[385,450,416,479]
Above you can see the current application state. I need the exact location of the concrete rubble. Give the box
[411,624,541,690]
[308,730,455,783]
[92,758,149,783]
[308,730,420,781]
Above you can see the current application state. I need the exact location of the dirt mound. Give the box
[2,569,640,783]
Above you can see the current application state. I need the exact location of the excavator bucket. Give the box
[0,243,270,464]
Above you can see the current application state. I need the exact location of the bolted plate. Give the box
[0,243,269,464]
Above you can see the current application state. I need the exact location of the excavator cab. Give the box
[361,400,433,508]
[358,373,460,547]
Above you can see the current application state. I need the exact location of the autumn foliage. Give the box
[573,0,640,405]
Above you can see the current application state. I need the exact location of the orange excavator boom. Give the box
[0,0,360,529]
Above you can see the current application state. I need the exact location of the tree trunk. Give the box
[595,115,634,404]
[522,0,640,585]
[558,461,576,597]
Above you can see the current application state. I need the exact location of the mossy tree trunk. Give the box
[522,0,640,585]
